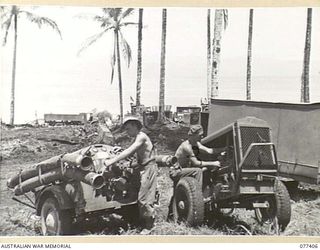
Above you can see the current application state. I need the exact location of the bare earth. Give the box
[1,124,319,236]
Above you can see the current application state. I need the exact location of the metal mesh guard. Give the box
[240,127,270,156]
[241,144,276,170]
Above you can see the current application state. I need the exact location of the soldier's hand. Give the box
[103,159,114,171]
[212,161,221,167]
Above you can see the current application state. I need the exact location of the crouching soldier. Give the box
[103,116,158,233]
[168,124,221,220]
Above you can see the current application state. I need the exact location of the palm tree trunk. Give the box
[115,30,124,123]
[246,9,254,101]
[10,11,18,125]
[207,9,211,101]
[301,8,312,103]
[136,8,143,111]
[158,9,167,123]
[211,9,223,99]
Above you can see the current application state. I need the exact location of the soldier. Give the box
[168,124,221,220]
[170,124,221,183]
[103,116,157,233]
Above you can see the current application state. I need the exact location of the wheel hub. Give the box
[45,212,56,232]
[178,200,185,210]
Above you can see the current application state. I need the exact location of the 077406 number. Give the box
[300,244,318,249]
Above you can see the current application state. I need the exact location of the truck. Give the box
[174,106,201,125]
[44,113,91,126]
[171,116,291,232]
[201,99,320,187]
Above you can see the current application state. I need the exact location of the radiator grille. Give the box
[240,127,270,156]
[241,144,276,170]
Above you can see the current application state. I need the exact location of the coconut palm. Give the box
[78,8,136,123]
[246,9,254,101]
[1,5,62,125]
[207,9,211,101]
[210,9,228,99]
[301,8,312,103]
[135,8,143,111]
[158,9,167,123]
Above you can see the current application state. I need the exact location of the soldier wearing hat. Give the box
[103,116,158,232]
[167,124,221,220]
[172,124,221,181]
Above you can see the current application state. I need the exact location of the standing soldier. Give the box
[103,116,158,234]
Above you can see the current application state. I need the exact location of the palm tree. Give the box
[135,8,143,112]
[158,9,167,123]
[1,6,61,125]
[78,8,136,123]
[210,9,228,99]
[207,9,211,101]
[246,9,254,101]
[301,8,312,103]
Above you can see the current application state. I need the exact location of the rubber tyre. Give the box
[255,181,291,231]
[120,204,140,227]
[282,180,299,197]
[40,197,73,235]
[274,180,291,230]
[173,177,204,226]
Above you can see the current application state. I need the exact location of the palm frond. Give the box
[121,8,134,19]
[2,11,14,46]
[110,35,117,84]
[100,18,113,28]
[77,27,111,56]
[1,6,13,26]
[114,8,122,19]
[102,8,121,20]
[20,10,62,39]
[102,8,112,17]
[119,21,138,27]
[74,12,112,28]
[119,30,132,67]
[0,5,7,14]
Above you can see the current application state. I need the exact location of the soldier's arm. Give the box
[197,142,226,155]
[197,142,214,154]
[182,144,220,168]
[189,156,220,168]
[104,134,145,167]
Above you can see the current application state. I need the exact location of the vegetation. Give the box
[246,9,254,101]
[1,6,62,125]
[301,8,312,103]
[158,9,167,123]
[210,9,228,99]
[207,9,211,101]
[78,8,137,123]
[135,8,143,110]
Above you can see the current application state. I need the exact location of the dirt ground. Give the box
[0,123,319,236]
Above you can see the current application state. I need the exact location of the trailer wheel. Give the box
[282,180,299,196]
[255,181,291,231]
[173,177,204,226]
[40,197,73,235]
[120,204,140,227]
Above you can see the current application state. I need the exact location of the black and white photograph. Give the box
[0,3,319,238]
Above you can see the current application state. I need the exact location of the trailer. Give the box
[201,99,320,185]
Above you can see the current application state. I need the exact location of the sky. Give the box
[1,6,320,124]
